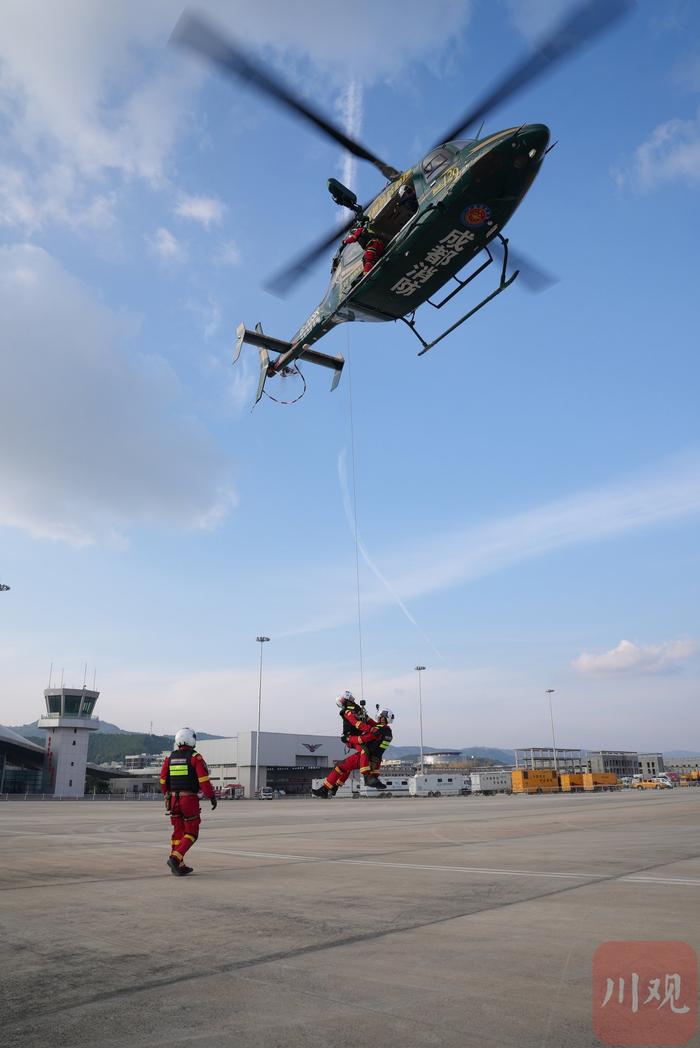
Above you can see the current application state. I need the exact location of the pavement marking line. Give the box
[193,845,700,884]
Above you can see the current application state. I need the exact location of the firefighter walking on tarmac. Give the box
[312,692,394,798]
[160,727,217,876]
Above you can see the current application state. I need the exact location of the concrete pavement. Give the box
[2,789,699,1047]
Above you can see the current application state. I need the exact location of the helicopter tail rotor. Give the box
[235,323,344,406]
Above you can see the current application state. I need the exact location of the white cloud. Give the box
[335,80,363,194]
[621,108,700,192]
[218,240,241,266]
[635,109,700,189]
[0,163,117,234]
[0,244,236,545]
[375,455,700,608]
[187,295,222,339]
[283,453,700,636]
[0,1,474,238]
[175,194,225,228]
[573,638,698,677]
[504,0,572,42]
[148,227,184,261]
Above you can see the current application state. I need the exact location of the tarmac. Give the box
[2,789,700,1048]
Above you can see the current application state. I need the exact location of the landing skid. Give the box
[399,233,519,356]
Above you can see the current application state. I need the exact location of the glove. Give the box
[210,797,218,811]
[164,794,171,813]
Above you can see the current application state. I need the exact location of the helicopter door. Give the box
[367,177,419,245]
[336,240,364,294]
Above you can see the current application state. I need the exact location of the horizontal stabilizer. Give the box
[235,323,292,362]
[235,322,344,402]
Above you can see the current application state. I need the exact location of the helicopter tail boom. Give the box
[235,323,344,404]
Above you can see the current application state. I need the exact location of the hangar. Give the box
[197,731,348,796]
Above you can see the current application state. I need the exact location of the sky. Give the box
[1,0,698,751]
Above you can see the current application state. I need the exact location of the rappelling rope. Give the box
[262,363,307,404]
[346,327,365,704]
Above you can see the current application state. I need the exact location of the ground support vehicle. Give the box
[512,768,560,794]
[583,773,620,792]
[469,769,512,796]
[359,776,411,798]
[409,773,467,797]
[634,778,671,791]
[559,773,585,793]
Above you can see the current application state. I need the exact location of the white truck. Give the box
[311,775,359,798]
[469,769,512,795]
[409,773,467,797]
[359,775,411,798]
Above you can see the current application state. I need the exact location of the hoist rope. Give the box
[346,328,365,704]
[262,363,307,404]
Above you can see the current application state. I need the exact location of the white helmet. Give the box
[175,727,196,748]
[336,691,355,709]
[376,708,395,723]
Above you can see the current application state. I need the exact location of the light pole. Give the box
[415,666,426,775]
[546,689,558,773]
[254,636,270,798]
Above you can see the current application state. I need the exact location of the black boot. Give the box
[167,856,186,876]
[329,785,339,796]
[312,784,330,798]
[364,775,387,790]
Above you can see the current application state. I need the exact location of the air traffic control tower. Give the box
[37,687,100,797]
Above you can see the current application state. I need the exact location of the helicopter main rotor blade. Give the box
[433,0,632,147]
[171,12,401,182]
[496,242,559,293]
[265,214,358,297]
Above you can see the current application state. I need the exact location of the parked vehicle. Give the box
[409,773,466,797]
[214,783,245,799]
[469,769,512,796]
[311,776,359,798]
[258,786,274,799]
[635,778,671,790]
[559,773,585,793]
[583,772,619,792]
[512,768,559,794]
[359,776,410,798]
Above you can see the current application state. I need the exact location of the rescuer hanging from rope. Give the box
[312,692,393,798]
[160,727,217,876]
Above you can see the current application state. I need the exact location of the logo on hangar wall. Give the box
[302,743,322,752]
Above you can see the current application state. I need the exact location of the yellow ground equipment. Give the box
[583,773,619,792]
[511,768,559,794]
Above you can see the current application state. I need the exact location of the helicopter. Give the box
[171,0,631,404]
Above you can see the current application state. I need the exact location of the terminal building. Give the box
[0,725,46,793]
[197,731,349,796]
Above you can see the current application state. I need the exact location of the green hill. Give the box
[88,732,175,764]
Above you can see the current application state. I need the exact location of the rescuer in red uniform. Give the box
[312,692,390,798]
[160,727,217,876]
[342,224,385,273]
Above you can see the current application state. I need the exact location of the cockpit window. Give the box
[422,150,450,181]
